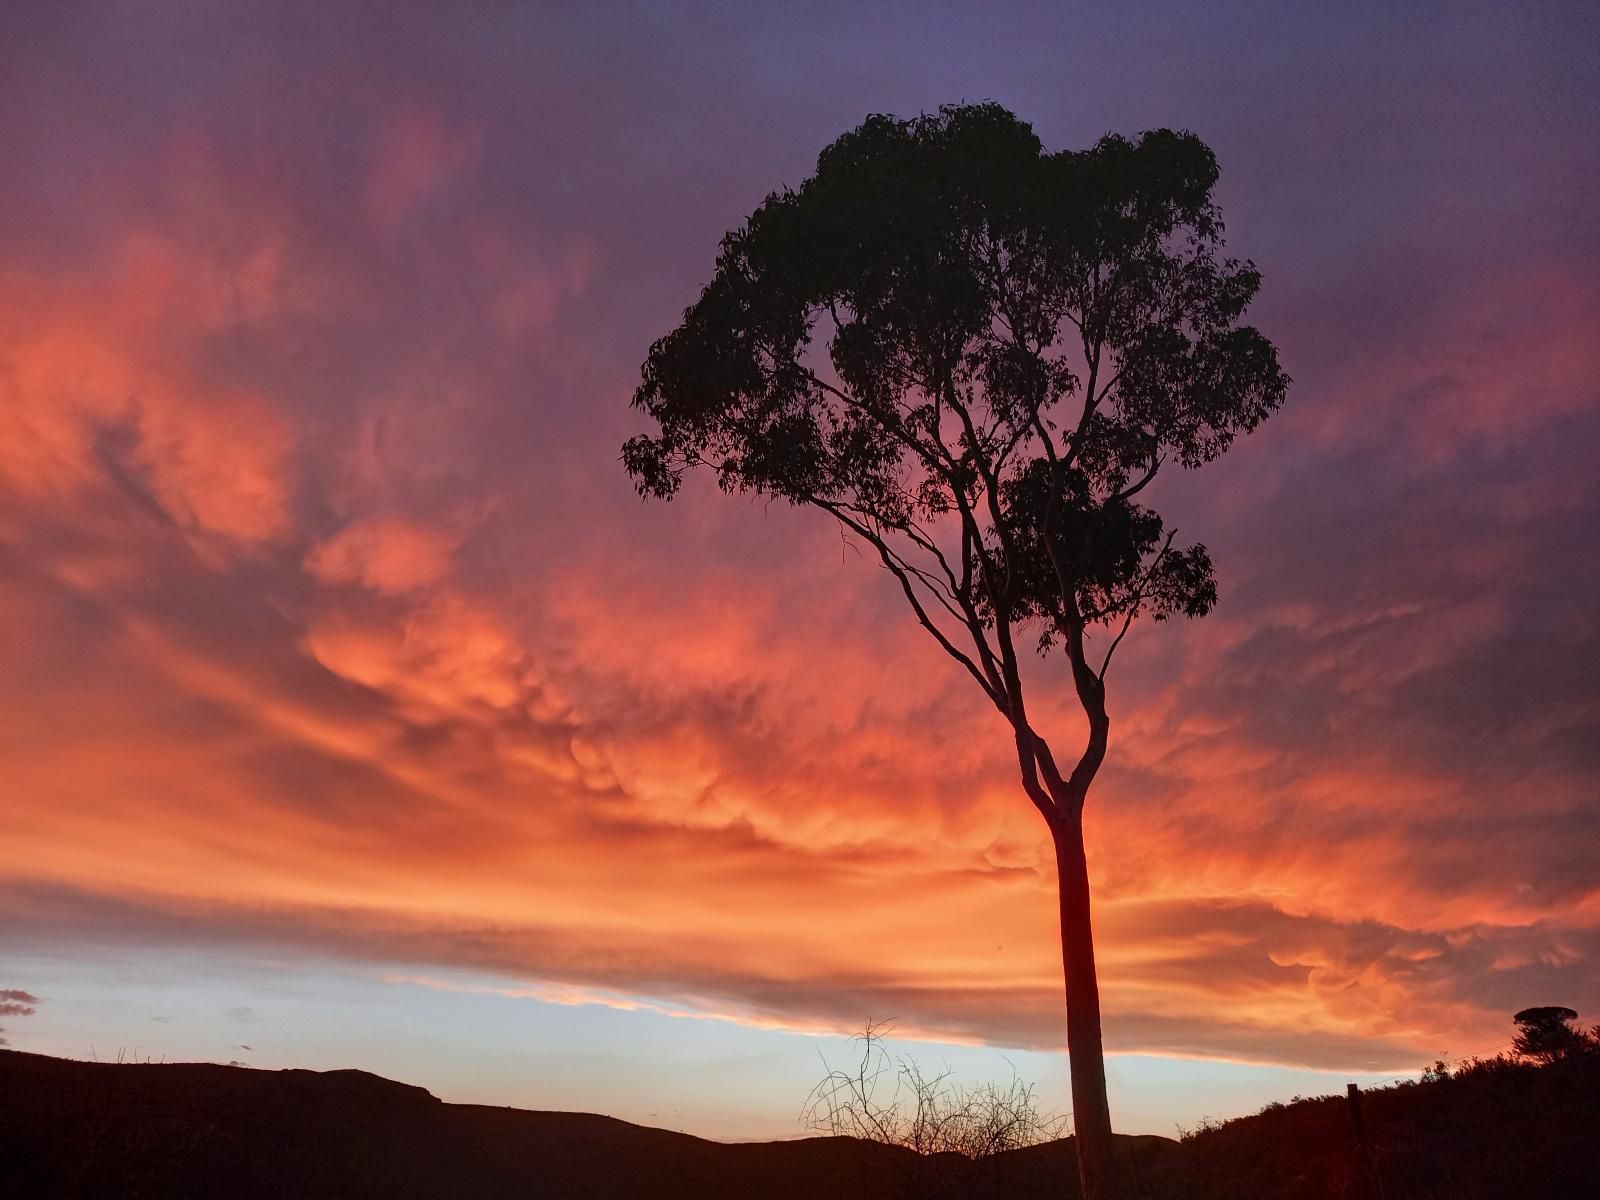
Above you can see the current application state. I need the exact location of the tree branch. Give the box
[811,496,1009,715]
[1096,528,1178,680]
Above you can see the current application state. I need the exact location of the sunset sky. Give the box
[2,1,1597,1141]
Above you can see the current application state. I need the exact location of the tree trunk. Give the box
[1055,811,1116,1200]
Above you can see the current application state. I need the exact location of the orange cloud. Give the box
[306,517,459,593]
[1,41,1594,1087]
[0,232,297,555]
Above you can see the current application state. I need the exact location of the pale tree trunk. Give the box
[1055,811,1115,1200]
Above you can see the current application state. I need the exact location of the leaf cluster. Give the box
[626,104,1284,668]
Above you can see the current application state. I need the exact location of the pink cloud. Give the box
[0,6,1594,1085]
[365,107,485,228]
[306,516,459,594]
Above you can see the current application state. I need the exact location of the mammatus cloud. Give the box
[0,3,1595,1077]
[306,518,460,595]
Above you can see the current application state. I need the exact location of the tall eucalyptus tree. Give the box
[625,104,1288,1199]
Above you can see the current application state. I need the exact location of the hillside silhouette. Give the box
[0,1049,1173,1199]
[4,1041,1598,1198]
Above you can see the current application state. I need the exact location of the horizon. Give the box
[2,1,1597,1146]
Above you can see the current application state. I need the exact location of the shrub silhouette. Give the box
[803,1021,1064,1158]
[1511,1006,1585,1064]
[803,1022,1065,1200]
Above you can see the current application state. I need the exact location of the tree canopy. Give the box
[626,104,1287,820]
[1513,1006,1585,1063]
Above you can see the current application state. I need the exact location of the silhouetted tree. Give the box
[1512,1006,1584,1064]
[624,104,1288,1200]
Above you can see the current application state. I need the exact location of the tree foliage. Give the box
[626,104,1288,822]
[1512,1006,1585,1064]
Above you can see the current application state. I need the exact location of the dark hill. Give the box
[4,1044,1598,1198]
[1166,1047,1600,1200]
[0,1048,1169,1199]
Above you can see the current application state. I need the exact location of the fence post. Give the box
[1346,1082,1380,1199]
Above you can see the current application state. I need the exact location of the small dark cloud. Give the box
[225,1006,259,1023]
[1,986,40,1045]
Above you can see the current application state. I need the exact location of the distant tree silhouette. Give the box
[1512,1007,1584,1064]
[625,103,1288,1200]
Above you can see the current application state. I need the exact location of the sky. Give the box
[1,0,1597,1142]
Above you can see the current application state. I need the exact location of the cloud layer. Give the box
[1,2,1596,1074]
